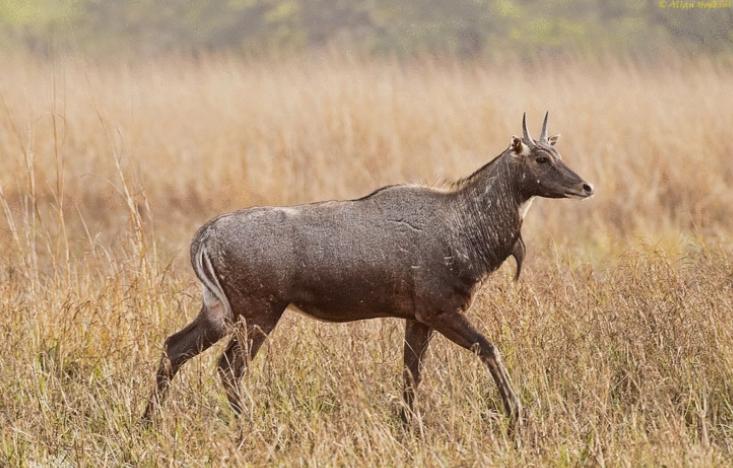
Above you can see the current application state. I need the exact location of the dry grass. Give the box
[0,53,732,466]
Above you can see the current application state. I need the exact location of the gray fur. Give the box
[143,114,594,429]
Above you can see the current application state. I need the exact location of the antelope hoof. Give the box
[399,406,418,428]
[140,410,154,428]
[507,399,524,434]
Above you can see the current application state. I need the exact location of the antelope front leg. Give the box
[401,319,433,425]
[426,311,522,426]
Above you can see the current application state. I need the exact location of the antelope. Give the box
[143,113,594,428]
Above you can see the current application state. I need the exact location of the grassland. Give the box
[0,53,732,466]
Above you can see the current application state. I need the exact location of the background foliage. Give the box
[0,0,732,58]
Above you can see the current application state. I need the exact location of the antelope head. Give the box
[510,112,594,200]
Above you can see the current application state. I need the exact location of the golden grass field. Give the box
[0,53,732,466]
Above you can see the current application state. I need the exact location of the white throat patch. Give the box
[519,197,535,220]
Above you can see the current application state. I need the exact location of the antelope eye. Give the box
[536,156,549,164]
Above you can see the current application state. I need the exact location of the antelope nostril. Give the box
[582,183,593,194]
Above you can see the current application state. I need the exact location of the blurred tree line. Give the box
[0,0,731,58]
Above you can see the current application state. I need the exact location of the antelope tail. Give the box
[193,241,233,319]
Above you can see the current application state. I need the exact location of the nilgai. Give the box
[143,113,594,427]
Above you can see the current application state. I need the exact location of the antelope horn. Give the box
[522,112,535,145]
[539,111,549,143]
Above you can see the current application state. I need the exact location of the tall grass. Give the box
[0,53,731,465]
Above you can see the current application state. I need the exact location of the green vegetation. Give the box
[0,0,731,58]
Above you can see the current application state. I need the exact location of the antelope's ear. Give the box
[511,136,529,156]
[548,134,561,146]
